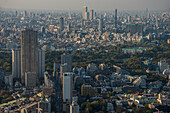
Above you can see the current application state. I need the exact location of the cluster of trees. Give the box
[0,52,11,72]
[121,42,170,75]
[0,79,6,90]
[45,42,170,75]
[45,51,63,73]
[81,100,107,113]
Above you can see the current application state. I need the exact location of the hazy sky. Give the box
[0,0,170,11]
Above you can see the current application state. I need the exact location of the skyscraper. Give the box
[155,16,158,28]
[38,49,45,79]
[146,8,150,18]
[60,17,64,32]
[29,12,32,18]
[15,11,17,17]
[115,9,117,28]
[85,12,89,20]
[99,18,103,33]
[128,16,131,23]
[21,29,38,86]
[82,6,88,19]
[12,49,21,80]
[63,72,73,103]
[61,53,72,72]
[104,13,107,21]
[70,100,79,113]
[90,10,94,20]
[67,23,71,32]
[23,10,27,17]
[94,12,97,19]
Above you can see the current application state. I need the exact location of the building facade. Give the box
[63,72,73,103]
[12,49,21,80]
[38,49,45,78]
[25,72,37,87]
[90,10,94,20]
[61,53,72,73]
[82,6,88,19]
[60,17,64,32]
[70,101,79,113]
[21,29,38,85]
[115,9,117,28]
[99,18,103,33]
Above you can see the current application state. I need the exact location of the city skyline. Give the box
[0,0,170,112]
[0,0,170,11]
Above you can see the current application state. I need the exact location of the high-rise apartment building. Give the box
[115,9,117,28]
[90,10,94,20]
[38,49,45,78]
[23,10,27,17]
[94,12,97,19]
[61,53,72,72]
[82,6,88,19]
[15,11,17,17]
[85,12,89,20]
[70,100,79,113]
[146,8,150,18]
[63,72,73,103]
[60,17,64,32]
[12,49,21,80]
[29,12,32,18]
[21,29,38,85]
[67,23,71,32]
[128,16,131,23]
[99,18,103,33]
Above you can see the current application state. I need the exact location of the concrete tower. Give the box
[82,6,88,19]
[70,100,79,113]
[90,10,94,20]
[99,18,103,33]
[23,10,27,17]
[21,29,38,86]
[15,11,17,17]
[85,12,89,20]
[115,9,117,28]
[61,53,72,72]
[12,49,21,80]
[60,17,64,32]
[63,72,73,104]
[38,49,45,79]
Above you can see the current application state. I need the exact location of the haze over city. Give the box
[0,0,170,11]
[0,0,170,112]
